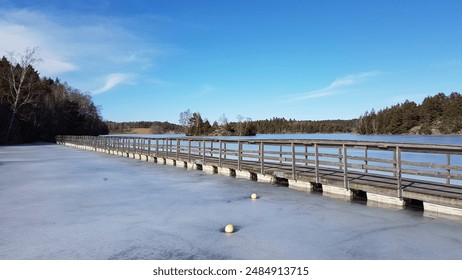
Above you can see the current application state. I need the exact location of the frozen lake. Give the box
[1,143,462,260]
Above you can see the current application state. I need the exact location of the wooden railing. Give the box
[56,135,462,198]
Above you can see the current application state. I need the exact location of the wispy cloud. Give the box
[288,71,380,101]
[0,8,164,90]
[93,73,136,94]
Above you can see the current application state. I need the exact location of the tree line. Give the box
[0,49,108,144]
[179,92,461,137]
[356,92,462,135]
[178,109,355,136]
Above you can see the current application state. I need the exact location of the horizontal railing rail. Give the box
[56,135,462,199]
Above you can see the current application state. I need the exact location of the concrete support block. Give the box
[367,193,405,208]
[165,159,176,166]
[288,180,312,192]
[176,161,187,168]
[257,174,275,184]
[235,170,252,180]
[424,202,462,218]
[202,165,216,174]
[322,185,353,199]
[188,163,199,170]
[218,167,233,176]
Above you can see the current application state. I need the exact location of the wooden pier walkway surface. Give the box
[56,135,462,217]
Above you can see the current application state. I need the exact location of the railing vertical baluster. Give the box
[338,147,342,170]
[279,145,283,164]
[447,153,451,185]
[188,140,191,163]
[396,146,402,199]
[260,142,265,175]
[364,146,368,173]
[219,140,222,167]
[291,142,296,180]
[224,142,227,159]
[305,145,308,166]
[156,139,159,156]
[202,139,206,165]
[166,138,169,158]
[176,139,179,160]
[238,141,242,170]
[315,143,320,184]
[148,139,151,157]
[343,144,349,190]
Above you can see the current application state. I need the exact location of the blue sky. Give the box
[1,0,462,124]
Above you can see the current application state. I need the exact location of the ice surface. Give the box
[1,143,462,260]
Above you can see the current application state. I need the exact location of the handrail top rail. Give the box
[58,135,462,152]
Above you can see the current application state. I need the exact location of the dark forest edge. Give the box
[1,49,108,144]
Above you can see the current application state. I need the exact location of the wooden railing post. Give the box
[446,153,451,185]
[279,145,283,164]
[291,142,296,180]
[396,146,402,199]
[164,138,170,158]
[343,144,349,190]
[224,142,227,159]
[202,139,206,165]
[188,140,191,162]
[219,140,222,167]
[176,139,179,160]
[315,143,320,184]
[364,146,369,173]
[260,142,265,175]
[238,141,242,170]
[156,139,159,156]
[305,145,308,166]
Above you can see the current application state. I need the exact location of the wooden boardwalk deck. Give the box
[56,135,462,217]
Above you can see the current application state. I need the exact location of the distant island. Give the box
[106,92,462,137]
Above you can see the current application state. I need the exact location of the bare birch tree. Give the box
[2,48,42,141]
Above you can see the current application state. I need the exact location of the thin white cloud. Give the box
[0,8,163,90]
[93,73,136,94]
[0,9,77,76]
[288,71,380,101]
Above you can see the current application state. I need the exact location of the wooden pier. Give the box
[56,135,462,218]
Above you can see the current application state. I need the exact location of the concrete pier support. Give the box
[202,165,216,174]
[176,161,187,168]
[165,159,176,166]
[256,174,275,184]
[218,167,234,177]
[288,180,313,192]
[322,185,353,199]
[188,163,199,170]
[424,202,462,217]
[367,193,405,208]
[235,170,252,180]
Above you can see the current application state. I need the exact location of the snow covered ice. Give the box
[1,143,462,260]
